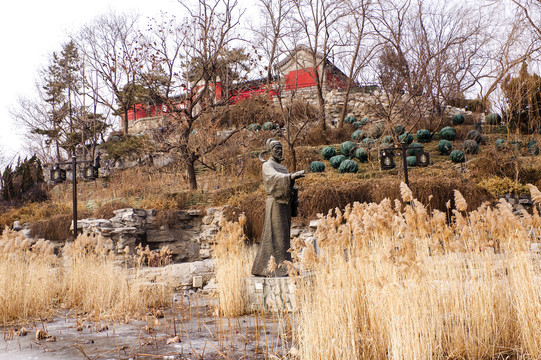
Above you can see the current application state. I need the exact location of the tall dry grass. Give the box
[213,214,255,317]
[0,230,172,324]
[291,183,541,359]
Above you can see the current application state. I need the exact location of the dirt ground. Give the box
[0,293,292,360]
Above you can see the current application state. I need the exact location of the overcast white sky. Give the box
[0,0,185,166]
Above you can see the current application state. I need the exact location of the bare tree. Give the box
[288,0,348,132]
[74,11,142,137]
[139,0,249,190]
[335,0,376,128]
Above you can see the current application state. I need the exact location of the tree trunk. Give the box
[123,106,129,136]
[186,159,198,190]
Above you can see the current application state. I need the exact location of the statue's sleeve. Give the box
[262,162,290,203]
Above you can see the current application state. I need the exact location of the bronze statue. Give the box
[251,138,305,277]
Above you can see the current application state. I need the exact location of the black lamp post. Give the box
[51,154,101,240]
[379,142,430,185]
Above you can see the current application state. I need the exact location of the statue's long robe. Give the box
[251,159,292,277]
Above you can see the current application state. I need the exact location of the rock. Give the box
[17,328,27,336]
[166,336,180,344]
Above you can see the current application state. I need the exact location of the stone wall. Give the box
[77,207,225,262]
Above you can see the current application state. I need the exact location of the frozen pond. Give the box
[0,293,290,360]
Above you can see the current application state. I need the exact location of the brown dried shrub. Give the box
[227,96,282,128]
[29,210,92,241]
[226,175,492,242]
[93,201,131,219]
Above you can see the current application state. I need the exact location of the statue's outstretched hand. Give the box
[291,170,305,180]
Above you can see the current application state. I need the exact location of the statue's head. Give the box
[265,138,283,162]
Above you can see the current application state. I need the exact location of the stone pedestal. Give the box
[245,276,297,312]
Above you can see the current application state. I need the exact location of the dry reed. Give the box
[213,214,255,317]
[291,183,541,359]
[0,230,172,324]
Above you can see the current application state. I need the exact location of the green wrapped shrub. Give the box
[528,139,539,155]
[495,139,507,151]
[262,121,276,130]
[310,161,326,173]
[339,159,359,173]
[437,140,453,155]
[440,126,457,141]
[344,115,357,124]
[362,137,375,147]
[416,129,431,143]
[248,123,261,131]
[355,148,369,162]
[394,124,405,135]
[452,113,465,125]
[381,135,394,144]
[321,146,337,160]
[463,139,479,154]
[466,130,483,144]
[406,156,417,167]
[407,142,423,156]
[351,129,364,140]
[399,132,414,144]
[341,141,356,157]
[353,121,363,128]
[511,140,522,151]
[485,113,502,125]
[450,150,465,163]
[359,117,369,125]
[330,155,346,169]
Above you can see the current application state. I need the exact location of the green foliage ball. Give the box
[485,113,502,125]
[399,132,414,144]
[310,161,326,173]
[463,139,479,154]
[351,129,364,140]
[321,146,337,160]
[248,123,261,131]
[528,139,539,155]
[406,156,417,167]
[394,124,405,135]
[437,140,453,155]
[355,148,369,162]
[452,113,465,125]
[466,130,483,144]
[416,129,431,143]
[340,141,356,157]
[359,117,369,125]
[450,150,465,163]
[353,121,363,128]
[440,126,457,141]
[339,159,359,173]
[495,139,507,151]
[381,135,394,144]
[362,137,375,147]
[330,155,346,169]
[262,121,276,130]
[344,115,357,124]
[407,142,423,156]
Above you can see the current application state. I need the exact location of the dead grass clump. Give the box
[213,214,254,317]
[93,200,131,219]
[223,188,265,242]
[29,210,92,241]
[472,147,523,180]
